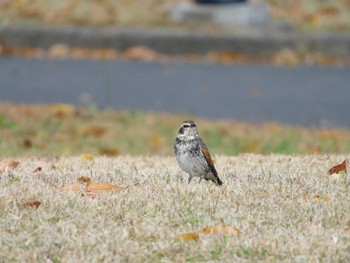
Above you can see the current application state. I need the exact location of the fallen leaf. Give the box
[328,160,347,175]
[80,182,122,192]
[82,125,107,137]
[17,47,45,57]
[98,147,120,157]
[50,103,75,118]
[62,176,128,193]
[176,225,240,242]
[271,48,300,66]
[122,46,157,61]
[0,160,20,173]
[33,167,43,173]
[175,232,199,242]
[22,138,33,148]
[314,195,330,202]
[22,201,41,208]
[71,47,119,60]
[209,51,251,64]
[323,196,330,202]
[200,226,241,235]
[48,44,70,58]
[318,6,339,16]
[80,154,94,161]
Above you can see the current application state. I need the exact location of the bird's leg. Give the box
[188,175,193,184]
[199,177,202,184]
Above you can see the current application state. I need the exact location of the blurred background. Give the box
[0,0,350,157]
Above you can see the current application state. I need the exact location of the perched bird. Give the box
[174,120,223,186]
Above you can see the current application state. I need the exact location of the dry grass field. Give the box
[0,155,349,262]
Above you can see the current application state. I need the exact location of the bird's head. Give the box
[178,120,199,138]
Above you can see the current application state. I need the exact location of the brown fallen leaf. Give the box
[50,103,75,118]
[82,125,107,137]
[33,167,43,173]
[22,138,33,148]
[328,160,347,175]
[48,44,70,58]
[80,154,94,161]
[314,195,330,202]
[209,51,251,64]
[0,160,20,173]
[22,201,41,208]
[318,6,339,16]
[98,147,120,157]
[122,46,157,61]
[62,176,131,193]
[200,226,241,235]
[175,232,199,242]
[176,225,240,242]
[17,47,45,57]
[81,182,122,192]
[271,48,301,66]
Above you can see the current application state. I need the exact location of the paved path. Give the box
[1,57,349,127]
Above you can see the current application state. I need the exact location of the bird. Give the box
[174,120,223,186]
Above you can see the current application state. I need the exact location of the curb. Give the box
[0,25,349,57]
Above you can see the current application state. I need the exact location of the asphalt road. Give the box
[1,57,349,127]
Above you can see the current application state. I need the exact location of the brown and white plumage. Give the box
[174,120,223,186]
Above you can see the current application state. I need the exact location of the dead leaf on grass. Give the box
[318,6,339,16]
[50,103,75,118]
[314,195,330,202]
[80,154,94,161]
[0,160,20,173]
[22,138,33,148]
[22,201,41,208]
[33,167,43,173]
[98,147,120,157]
[82,125,107,137]
[200,225,241,235]
[175,232,199,242]
[328,160,347,175]
[176,225,240,242]
[62,176,136,193]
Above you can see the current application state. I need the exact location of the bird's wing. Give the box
[199,138,218,176]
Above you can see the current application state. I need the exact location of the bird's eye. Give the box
[183,124,190,128]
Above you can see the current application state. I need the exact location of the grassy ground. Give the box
[0,0,350,32]
[0,155,349,261]
[1,103,350,157]
[1,104,349,261]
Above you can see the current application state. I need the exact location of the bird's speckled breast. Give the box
[174,137,207,175]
